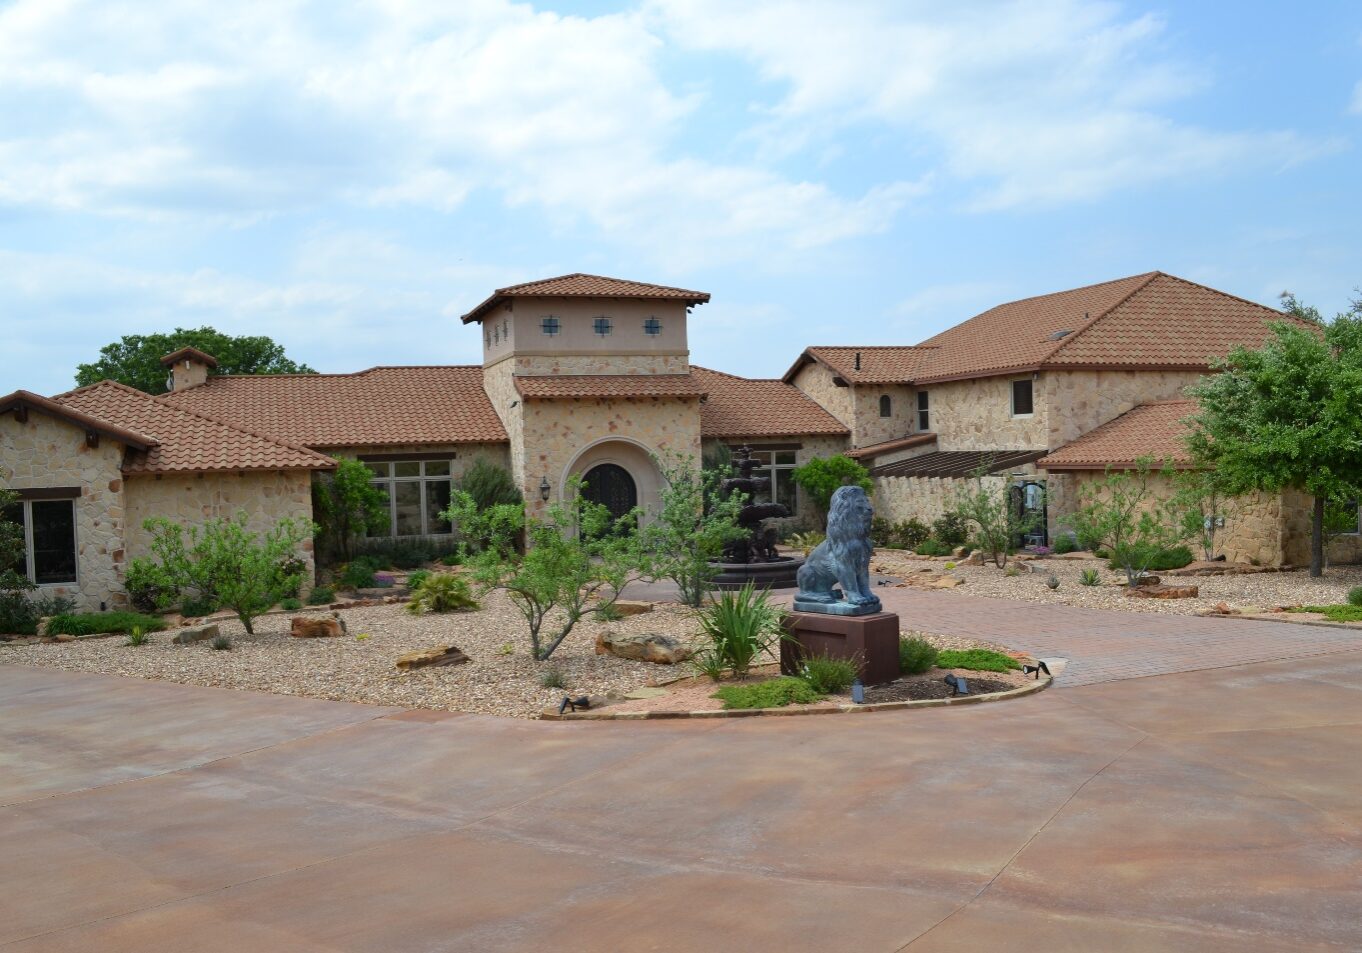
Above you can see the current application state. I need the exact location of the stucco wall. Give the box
[1046,369,1204,449]
[480,297,690,367]
[503,353,689,376]
[930,375,1049,450]
[791,363,853,431]
[1,410,127,611]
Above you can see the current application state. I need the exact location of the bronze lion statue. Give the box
[794,485,882,614]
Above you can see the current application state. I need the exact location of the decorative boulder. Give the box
[1125,584,1199,600]
[290,614,345,638]
[395,645,470,670]
[595,631,693,665]
[609,600,653,617]
[929,575,966,589]
[172,624,221,645]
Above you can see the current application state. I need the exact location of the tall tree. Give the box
[1187,314,1362,576]
[76,327,315,393]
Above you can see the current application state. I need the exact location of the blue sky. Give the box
[2,0,1360,395]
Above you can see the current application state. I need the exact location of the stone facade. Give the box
[1045,369,1204,449]
[481,297,690,370]
[0,410,127,611]
[790,363,917,448]
[791,363,853,432]
[928,375,1048,450]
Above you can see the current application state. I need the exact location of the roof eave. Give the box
[0,390,158,451]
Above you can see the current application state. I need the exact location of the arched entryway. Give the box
[580,463,638,523]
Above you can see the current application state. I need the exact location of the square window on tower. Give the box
[541,316,560,336]
[593,317,613,336]
[643,317,662,335]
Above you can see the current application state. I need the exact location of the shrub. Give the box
[307,585,335,605]
[280,597,302,611]
[0,593,76,636]
[696,582,787,679]
[950,472,1039,569]
[47,612,166,637]
[1046,574,1060,590]
[405,574,479,615]
[799,653,859,694]
[593,601,623,622]
[915,539,951,557]
[691,648,730,682]
[1003,565,1021,578]
[1107,545,1194,573]
[340,557,381,590]
[639,452,747,607]
[125,560,178,612]
[406,569,432,591]
[893,518,931,550]
[1079,568,1101,586]
[898,637,939,675]
[372,573,396,589]
[1292,604,1362,622]
[312,458,389,563]
[931,512,970,548]
[125,626,150,647]
[210,634,232,651]
[1031,545,1051,557]
[180,594,219,617]
[1069,460,1195,587]
[1349,586,1362,607]
[935,648,1022,672]
[456,457,523,510]
[440,552,462,567]
[1053,535,1076,555]
[713,677,822,710]
[787,531,825,556]
[539,666,566,689]
[790,454,874,519]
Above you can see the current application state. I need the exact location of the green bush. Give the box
[1079,568,1101,586]
[340,556,381,590]
[790,454,874,517]
[457,457,523,510]
[0,593,76,636]
[406,569,432,591]
[307,585,335,605]
[931,512,970,547]
[1291,604,1362,622]
[210,634,232,651]
[405,574,479,615]
[696,582,786,679]
[893,518,931,550]
[125,560,178,612]
[1053,534,1076,555]
[280,597,303,611]
[935,648,1022,672]
[799,653,859,694]
[180,594,219,617]
[125,626,151,647]
[48,612,166,637]
[593,601,623,622]
[898,636,939,675]
[1347,587,1362,607]
[1107,545,1194,573]
[915,539,951,557]
[713,677,823,710]
[440,552,462,567]
[539,666,566,689]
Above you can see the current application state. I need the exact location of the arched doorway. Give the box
[581,463,638,523]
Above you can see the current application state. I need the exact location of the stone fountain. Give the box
[710,445,804,590]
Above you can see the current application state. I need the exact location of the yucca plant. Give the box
[125,626,149,647]
[1079,568,1101,586]
[696,581,786,679]
[405,573,479,615]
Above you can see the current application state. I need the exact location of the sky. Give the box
[2,0,1360,395]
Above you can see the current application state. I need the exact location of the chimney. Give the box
[854,351,862,371]
[159,346,218,392]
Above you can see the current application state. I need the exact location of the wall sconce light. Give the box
[539,476,551,502]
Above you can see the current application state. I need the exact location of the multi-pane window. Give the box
[878,394,892,418]
[541,316,560,336]
[366,461,453,537]
[916,391,930,431]
[746,449,798,516]
[643,317,662,336]
[592,316,613,336]
[1011,379,1034,417]
[4,498,78,585]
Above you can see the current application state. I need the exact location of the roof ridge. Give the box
[496,272,705,296]
[1044,271,1162,361]
[1146,272,1296,323]
[984,271,1158,313]
[206,365,482,379]
[807,344,939,351]
[692,365,785,383]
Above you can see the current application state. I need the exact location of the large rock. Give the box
[172,624,220,645]
[290,614,345,638]
[595,631,693,664]
[608,600,653,617]
[929,575,966,589]
[1125,584,1199,600]
[395,645,470,670]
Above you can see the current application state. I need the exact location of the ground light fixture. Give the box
[851,679,865,704]
[943,674,969,696]
[1021,660,1051,679]
[558,696,592,715]
[539,475,551,501]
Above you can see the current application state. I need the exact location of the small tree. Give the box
[312,458,388,563]
[1173,469,1241,562]
[640,452,746,607]
[951,469,1039,568]
[456,457,523,510]
[0,484,37,634]
[129,514,315,633]
[791,454,874,521]
[442,490,524,560]
[1066,459,1193,587]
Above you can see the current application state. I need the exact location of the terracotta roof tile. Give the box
[692,367,849,439]
[462,273,710,323]
[1038,400,1197,470]
[784,346,940,384]
[0,389,157,450]
[54,381,334,474]
[514,374,706,399]
[163,366,507,448]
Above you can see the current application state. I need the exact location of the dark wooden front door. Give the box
[581,463,638,523]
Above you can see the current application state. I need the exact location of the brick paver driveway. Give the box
[3,603,1361,953]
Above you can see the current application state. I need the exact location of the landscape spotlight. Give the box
[851,679,865,704]
[943,674,969,696]
[558,695,592,714]
[1021,660,1051,680]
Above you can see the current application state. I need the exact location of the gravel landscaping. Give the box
[872,549,1362,616]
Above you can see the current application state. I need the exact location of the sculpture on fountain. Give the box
[709,445,803,589]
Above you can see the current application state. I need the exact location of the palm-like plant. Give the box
[695,582,786,679]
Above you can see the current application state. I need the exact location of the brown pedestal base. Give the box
[780,611,901,686]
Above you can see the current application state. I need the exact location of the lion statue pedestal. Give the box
[784,485,900,686]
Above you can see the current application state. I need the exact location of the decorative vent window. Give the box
[4,497,78,585]
[1011,379,1034,417]
[541,316,560,336]
[879,394,892,418]
[746,449,798,516]
[643,317,662,336]
[917,391,930,431]
[366,460,454,537]
[593,316,613,336]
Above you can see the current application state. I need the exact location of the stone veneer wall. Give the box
[791,363,853,431]
[506,353,688,376]
[1,411,128,611]
[873,470,1019,529]
[849,383,918,447]
[482,359,525,493]
[1045,369,1205,449]
[929,375,1049,450]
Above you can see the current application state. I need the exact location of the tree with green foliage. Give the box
[950,467,1039,568]
[1187,314,1362,577]
[312,459,389,563]
[790,454,874,521]
[447,480,644,659]
[127,514,315,633]
[455,457,523,510]
[75,327,315,394]
[1065,459,1194,587]
[639,452,747,607]
[442,489,525,560]
[0,484,37,634]
[1172,468,1241,562]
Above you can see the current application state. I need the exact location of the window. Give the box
[878,394,892,418]
[1011,378,1034,417]
[643,317,662,336]
[1329,498,1361,536]
[916,391,930,431]
[592,316,613,336]
[5,497,78,585]
[541,316,560,336]
[367,460,456,537]
[745,449,798,516]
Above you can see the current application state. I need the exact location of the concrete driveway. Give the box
[3,642,1361,951]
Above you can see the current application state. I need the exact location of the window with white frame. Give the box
[1011,378,1034,417]
[916,390,930,431]
[4,497,78,584]
[744,448,798,516]
[366,461,454,537]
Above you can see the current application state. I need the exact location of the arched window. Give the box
[879,394,892,418]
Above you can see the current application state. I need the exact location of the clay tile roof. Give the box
[691,366,850,439]
[162,366,507,449]
[846,433,937,460]
[0,389,157,451]
[513,374,707,399]
[159,346,219,368]
[53,380,334,474]
[872,449,1047,478]
[913,272,1302,384]
[1037,400,1198,470]
[782,346,939,384]
[461,273,710,324]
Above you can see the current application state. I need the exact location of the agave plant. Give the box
[696,581,786,679]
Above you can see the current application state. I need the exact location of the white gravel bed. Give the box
[0,590,705,719]
[872,549,1362,615]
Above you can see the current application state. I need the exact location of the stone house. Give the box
[0,269,1338,612]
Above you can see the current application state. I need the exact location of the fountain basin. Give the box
[710,555,804,591]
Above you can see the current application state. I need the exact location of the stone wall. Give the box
[873,469,1025,529]
[502,353,689,376]
[929,375,1048,450]
[0,410,128,610]
[1046,369,1204,449]
[849,383,918,447]
[791,362,853,431]
[482,359,525,493]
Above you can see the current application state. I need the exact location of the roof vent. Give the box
[854,352,862,371]
[1048,329,1074,341]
